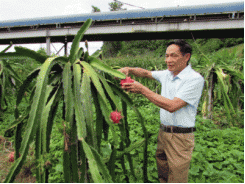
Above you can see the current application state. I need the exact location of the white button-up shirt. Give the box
[151,64,204,128]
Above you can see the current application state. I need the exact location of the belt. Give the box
[160,124,196,133]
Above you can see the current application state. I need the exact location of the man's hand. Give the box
[121,81,144,94]
[117,67,130,76]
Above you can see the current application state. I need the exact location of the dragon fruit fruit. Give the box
[8,151,21,162]
[120,77,134,87]
[8,152,15,162]
[110,110,123,124]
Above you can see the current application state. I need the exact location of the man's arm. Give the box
[122,82,187,113]
[141,85,187,113]
[118,67,155,80]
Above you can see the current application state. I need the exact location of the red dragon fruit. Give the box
[120,77,134,87]
[8,151,21,162]
[8,152,15,162]
[110,110,123,124]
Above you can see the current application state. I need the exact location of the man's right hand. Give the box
[117,67,130,77]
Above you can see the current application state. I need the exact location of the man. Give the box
[118,39,204,183]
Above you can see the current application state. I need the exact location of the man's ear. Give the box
[185,53,191,62]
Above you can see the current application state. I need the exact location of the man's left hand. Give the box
[121,81,144,94]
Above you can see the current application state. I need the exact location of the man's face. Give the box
[165,44,190,76]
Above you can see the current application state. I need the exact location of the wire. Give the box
[114,0,145,9]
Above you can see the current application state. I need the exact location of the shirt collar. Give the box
[167,64,192,80]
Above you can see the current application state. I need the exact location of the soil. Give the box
[0,136,36,183]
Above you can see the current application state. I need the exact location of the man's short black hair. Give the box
[166,39,192,64]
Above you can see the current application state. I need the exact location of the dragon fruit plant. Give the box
[1,18,149,183]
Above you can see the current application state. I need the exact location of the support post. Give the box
[64,36,68,56]
[46,37,51,56]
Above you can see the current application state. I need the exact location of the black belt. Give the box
[160,124,196,133]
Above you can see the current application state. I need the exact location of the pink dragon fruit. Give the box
[120,77,134,87]
[8,152,15,162]
[110,110,123,124]
[8,151,21,162]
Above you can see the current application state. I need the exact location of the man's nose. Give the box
[165,56,172,63]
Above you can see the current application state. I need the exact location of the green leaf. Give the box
[16,67,40,106]
[0,52,29,60]
[97,73,121,111]
[108,146,117,182]
[15,46,48,63]
[108,82,148,182]
[77,47,84,59]
[0,60,3,76]
[90,145,113,183]
[73,62,87,139]
[81,71,95,148]
[216,68,235,115]
[69,19,92,64]
[4,115,28,135]
[4,56,61,183]
[89,56,126,79]
[1,59,22,84]
[118,139,145,157]
[91,50,102,58]
[79,61,108,105]
[0,42,13,53]
[81,138,104,183]
[62,62,74,123]
[97,93,118,145]
[91,83,103,154]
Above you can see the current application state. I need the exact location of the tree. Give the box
[91,5,101,13]
[109,0,126,11]
[102,1,127,57]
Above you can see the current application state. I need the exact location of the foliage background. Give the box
[0,38,244,183]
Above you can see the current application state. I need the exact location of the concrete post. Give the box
[46,37,51,56]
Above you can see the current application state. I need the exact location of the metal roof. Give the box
[0,1,243,28]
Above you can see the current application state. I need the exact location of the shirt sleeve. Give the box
[151,70,166,83]
[175,75,204,108]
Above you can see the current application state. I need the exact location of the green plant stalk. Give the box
[108,82,148,182]
[81,138,104,183]
[78,141,87,183]
[4,57,61,183]
[81,71,96,149]
[89,146,113,183]
[40,85,61,182]
[69,19,92,64]
[62,62,74,182]
[108,145,117,182]
[73,62,87,139]
[91,83,103,154]
[119,145,129,182]
[69,119,79,183]
[35,124,41,182]
[122,100,137,181]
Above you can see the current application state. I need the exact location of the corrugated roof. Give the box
[0,1,243,28]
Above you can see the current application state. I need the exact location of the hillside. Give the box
[102,38,244,58]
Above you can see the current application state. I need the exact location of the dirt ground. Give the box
[0,136,36,183]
